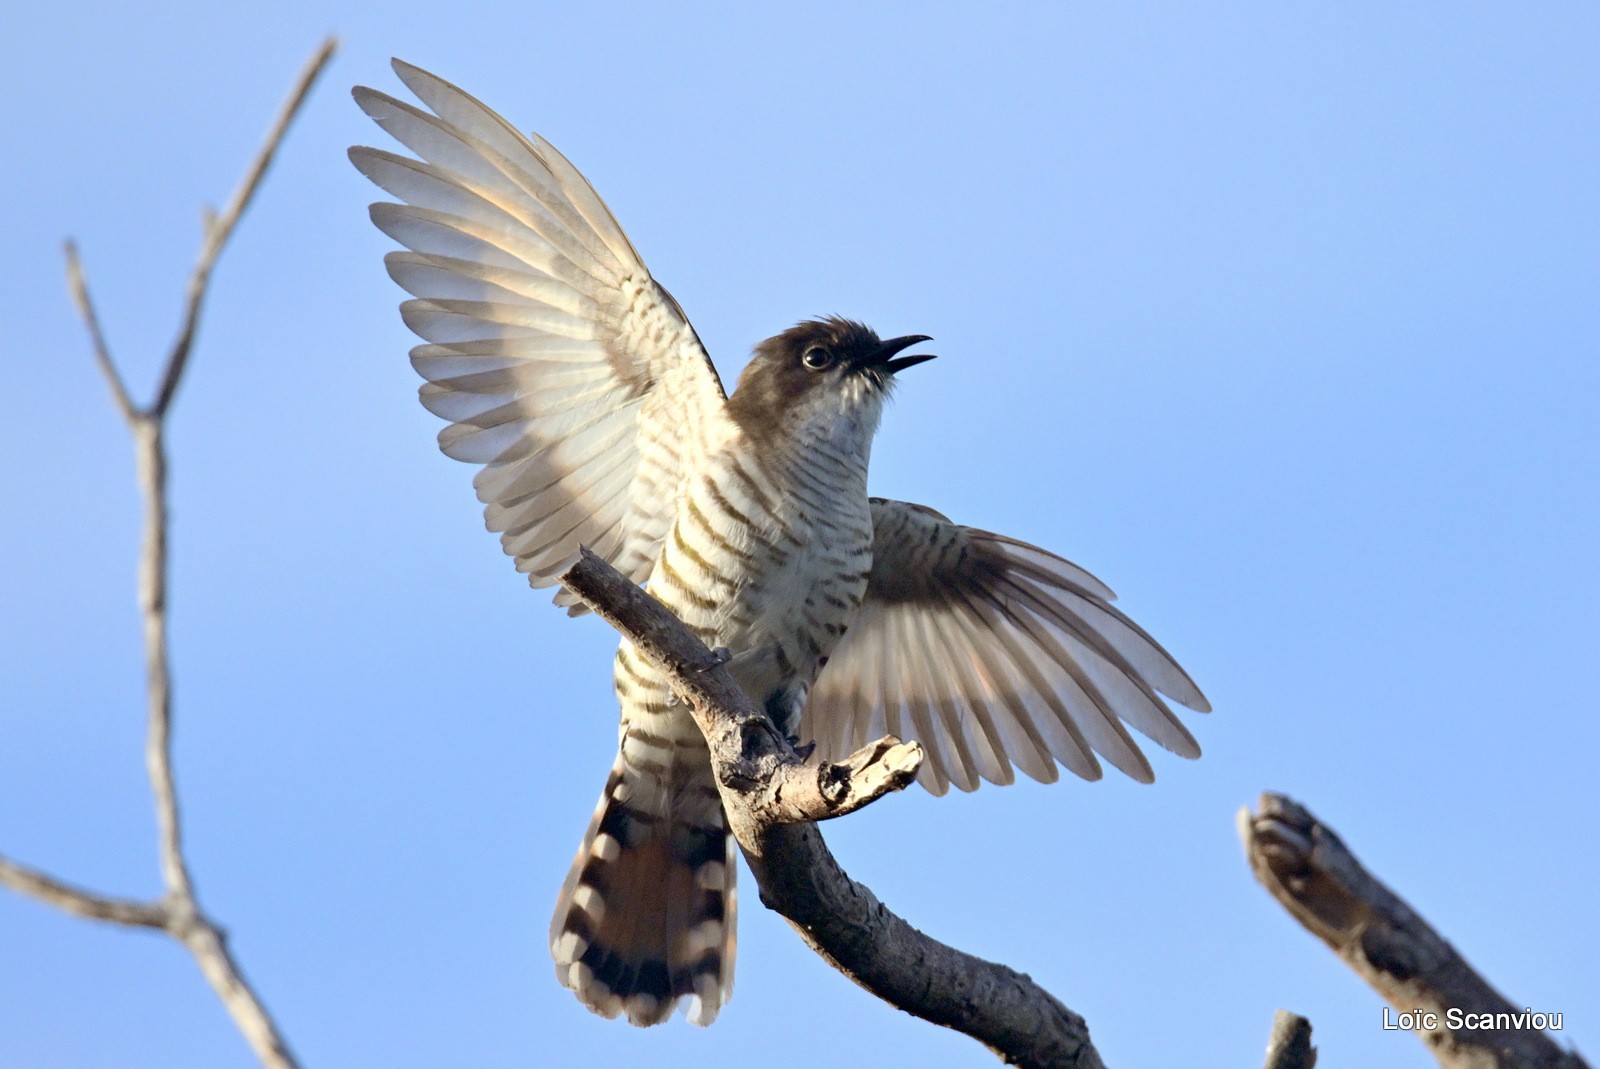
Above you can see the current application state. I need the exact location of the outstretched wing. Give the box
[805,499,1211,795]
[350,60,729,606]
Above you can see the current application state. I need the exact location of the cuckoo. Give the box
[351,60,1210,1029]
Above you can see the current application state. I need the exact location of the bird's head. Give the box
[727,317,934,452]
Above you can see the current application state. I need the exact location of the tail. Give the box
[550,754,737,1026]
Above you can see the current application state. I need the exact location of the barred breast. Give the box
[660,435,874,713]
[550,426,874,1026]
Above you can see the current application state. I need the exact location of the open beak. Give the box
[872,334,936,374]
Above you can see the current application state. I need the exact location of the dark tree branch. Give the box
[2,37,338,1069]
[559,547,1106,1069]
[1240,793,1587,1069]
[1262,1010,1317,1069]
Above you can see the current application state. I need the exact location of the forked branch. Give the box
[0,37,338,1069]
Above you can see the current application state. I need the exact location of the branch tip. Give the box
[149,34,338,418]
[1262,1010,1316,1069]
[62,238,137,421]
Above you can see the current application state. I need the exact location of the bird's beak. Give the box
[872,334,936,374]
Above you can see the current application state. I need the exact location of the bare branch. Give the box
[1262,1010,1316,1069]
[0,848,297,1069]
[1240,793,1587,1069]
[63,240,136,422]
[133,417,191,901]
[0,854,170,929]
[9,37,340,1069]
[149,34,337,418]
[180,919,300,1069]
[559,547,1105,1069]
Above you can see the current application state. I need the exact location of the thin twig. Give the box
[0,855,170,929]
[1240,793,1588,1069]
[3,37,338,1069]
[63,240,136,421]
[150,36,338,418]
[133,416,194,899]
[559,547,1105,1069]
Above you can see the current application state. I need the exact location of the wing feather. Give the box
[939,600,1050,784]
[993,575,1200,761]
[391,62,636,266]
[956,590,1102,782]
[355,149,611,286]
[805,499,1208,792]
[941,612,1014,788]
[355,90,621,283]
[352,62,728,599]
[385,251,600,318]
[907,610,977,792]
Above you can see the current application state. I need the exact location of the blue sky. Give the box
[3,3,1596,1067]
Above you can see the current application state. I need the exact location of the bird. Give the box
[350,59,1210,1029]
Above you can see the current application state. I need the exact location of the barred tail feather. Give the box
[550,757,737,1026]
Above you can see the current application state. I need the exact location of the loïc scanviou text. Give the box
[1382,1007,1564,1031]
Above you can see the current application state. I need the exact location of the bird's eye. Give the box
[802,346,834,371]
